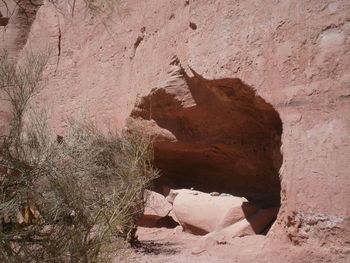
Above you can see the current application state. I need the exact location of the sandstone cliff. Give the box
[1,0,349,262]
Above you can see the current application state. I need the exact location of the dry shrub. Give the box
[0,51,159,262]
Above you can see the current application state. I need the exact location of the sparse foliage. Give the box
[0,51,159,262]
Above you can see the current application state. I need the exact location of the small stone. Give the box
[210,192,220,196]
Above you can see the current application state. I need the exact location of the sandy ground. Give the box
[121,226,267,263]
[111,226,350,263]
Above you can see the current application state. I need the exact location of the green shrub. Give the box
[0,51,159,262]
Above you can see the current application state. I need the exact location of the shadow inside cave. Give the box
[131,65,283,208]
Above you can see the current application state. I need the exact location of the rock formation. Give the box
[138,189,276,241]
[129,59,282,208]
[1,0,349,262]
[137,190,173,227]
[171,189,259,234]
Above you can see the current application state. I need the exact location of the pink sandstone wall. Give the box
[1,0,349,261]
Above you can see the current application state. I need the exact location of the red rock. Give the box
[2,0,350,261]
[130,64,283,208]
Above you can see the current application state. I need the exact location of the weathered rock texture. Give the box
[1,0,350,262]
[0,1,41,57]
[130,59,282,208]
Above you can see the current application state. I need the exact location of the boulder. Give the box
[192,207,279,254]
[220,207,279,238]
[165,189,179,204]
[137,190,172,227]
[168,210,180,224]
[172,189,257,234]
[218,201,259,230]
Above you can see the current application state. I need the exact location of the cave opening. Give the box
[131,66,283,212]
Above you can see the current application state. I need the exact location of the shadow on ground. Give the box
[134,240,181,255]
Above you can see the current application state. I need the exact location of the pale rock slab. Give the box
[172,189,258,234]
[137,190,172,227]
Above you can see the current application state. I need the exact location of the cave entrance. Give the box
[131,66,282,209]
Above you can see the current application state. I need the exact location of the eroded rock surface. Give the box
[130,60,282,208]
[2,0,350,262]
